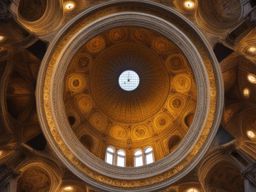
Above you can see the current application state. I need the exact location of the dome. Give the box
[36,1,223,191]
[1,0,255,192]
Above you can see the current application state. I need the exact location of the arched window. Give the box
[117,150,126,167]
[145,147,154,165]
[105,146,126,167]
[105,146,115,165]
[134,146,155,167]
[134,149,143,167]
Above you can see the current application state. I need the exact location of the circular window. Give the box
[118,70,140,91]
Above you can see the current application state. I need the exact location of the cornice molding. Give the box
[36,1,224,191]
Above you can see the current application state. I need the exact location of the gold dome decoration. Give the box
[172,73,192,93]
[165,54,187,73]
[131,28,152,45]
[185,113,195,127]
[90,41,170,123]
[108,27,128,43]
[66,73,88,93]
[74,94,93,115]
[132,124,152,140]
[89,112,108,133]
[76,55,92,72]
[152,36,172,54]
[167,94,187,117]
[109,125,128,139]
[85,35,106,53]
[64,26,196,150]
[154,112,174,132]
[18,167,51,192]
[36,2,223,190]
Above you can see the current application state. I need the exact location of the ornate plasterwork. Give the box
[64,26,196,154]
[198,149,244,192]
[36,1,223,191]
[236,29,256,63]
[10,0,64,39]
[195,0,251,35]
[16,160,61,192]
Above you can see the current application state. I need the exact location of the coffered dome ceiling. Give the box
[2,0,256,191]
[35,1,223,191]
[64,26,197,151]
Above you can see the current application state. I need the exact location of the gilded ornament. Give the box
[75,94,93,115]
[109,125,127,139]
[89,112,108,132]
[132,28,151,44]
[86,35,106,53]
[172,73,192,93]
[152,37,171,54]
[108,27,128,42]
[66,73,88,93]
[154,113,173,131]
[37,2,221,190]
[165,54,187,73]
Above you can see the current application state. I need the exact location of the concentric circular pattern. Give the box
[118,70,140,91]
[197,0,241,30]
[90,42,170,123]
[18,167,51,192]
[64,26,197,152]
[37,2,223,191]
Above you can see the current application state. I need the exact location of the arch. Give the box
[198,149,244,192]
[168,135,181,152]
[144,147,154,165]
[16,160,61,192]
[68,115,76,126]
[134,149,143,167]
[196,0,245,32]
[206,162,244,192]
[105,146,115,165]
[18,0,47,21]
[105,146,126,167]
[117,149,126,167]
[17,166,51,192]
[80,135,94,152]
[36,0,223,190]
[10,0,64,38]
[134,147,155,167]
[185,113,194,127]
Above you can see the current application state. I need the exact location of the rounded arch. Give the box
[16,160,61,192]
[198,149,244,192]
[205,162,244,192]
[36,0,224,190]
[10,0,64,38]
[17,166,51,192]
[68,115,76,126]
[18,0,47,21]
[185,113,194,127]
[168,135,181,152]
[80,134,94,152]
[196,0,244,32]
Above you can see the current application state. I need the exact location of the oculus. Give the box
[36,1,223,191]
[118,70,140,91]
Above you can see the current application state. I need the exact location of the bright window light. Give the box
[118,70,140,91]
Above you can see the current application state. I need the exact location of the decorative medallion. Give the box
[165,54,187,73]
[36,1,223,191]
[108,27,128,42]
[172,73,192,93]
[86,35,106,53]
[66,73,88,93]
[74,94,93,115]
